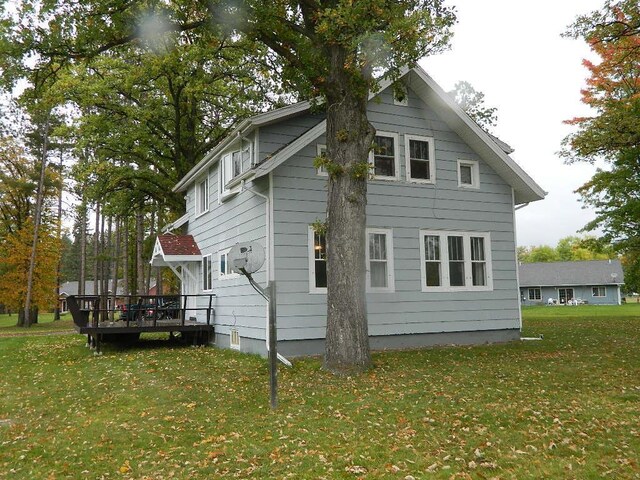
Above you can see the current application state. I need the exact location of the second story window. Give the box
[196,177,209,216]
[370,133,399,180]
[405,135,435,183]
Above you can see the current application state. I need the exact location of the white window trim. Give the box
[219,142,252,202]
[592,286,606,297]
[308,226,327,294]
[405,134,436,184]
[316,144,328,177]
[366,228,395,293]
[369,131,400,181]
[457,159,480,189]
[419,230,493,292]
[195,176,209,218]
[218,248,241,280]
[393,84,409,106]
[528,287,541,301]
[202,254,213,292]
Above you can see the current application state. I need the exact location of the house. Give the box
[151,66,546,357]
[519,260,624,306]
[58,280,126,313]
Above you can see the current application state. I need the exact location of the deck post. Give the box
[207,295,213,325]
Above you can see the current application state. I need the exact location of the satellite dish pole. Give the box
[227,242,278,409]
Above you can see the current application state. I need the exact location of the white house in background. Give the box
[151,65,546,357]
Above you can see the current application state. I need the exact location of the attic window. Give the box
[393,84,408,106]
[457,160,479,189]
[219,144,251,201]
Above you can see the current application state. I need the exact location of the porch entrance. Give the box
[558,288,574,304]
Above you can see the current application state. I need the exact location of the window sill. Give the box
[421,285,493,293]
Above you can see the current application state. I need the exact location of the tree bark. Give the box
[24,113,51,327]
[54,148,64,320]
[123,216,130,296]
[323,48,375,373]
[136,209,145,295]
[78,200,87,296]
[110,217,120,322]
[93,203,100,295]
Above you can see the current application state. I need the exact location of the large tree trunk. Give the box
[110,217,120,322]
[136,209,145,295]
[323,48,375,373]
[123,216,130,296]
[54,148,64,321]
[78,200,87,296]
[93,203,100,295]
[24,114,51,327]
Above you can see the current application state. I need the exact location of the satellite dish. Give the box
[227,241,265,274]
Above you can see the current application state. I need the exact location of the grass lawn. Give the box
[1,307,639,479]
[0,312,74,335]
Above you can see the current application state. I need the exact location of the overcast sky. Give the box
[421,0,604,247]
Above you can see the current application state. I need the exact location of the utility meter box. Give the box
[227,241,265,274]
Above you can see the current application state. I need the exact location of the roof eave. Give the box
[409,67,546,205]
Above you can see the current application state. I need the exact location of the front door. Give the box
[181,263,199,321]
[558,288,574,304]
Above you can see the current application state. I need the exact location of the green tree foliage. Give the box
[518,236,615,263]
[563,1,640,274]
[1,0,457,372]
[449,81,498,132]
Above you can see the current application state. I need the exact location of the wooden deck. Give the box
[67,294,215,354]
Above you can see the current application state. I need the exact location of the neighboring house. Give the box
[519,260,624,306]
[58,281,126,313]
[151,66,546,357]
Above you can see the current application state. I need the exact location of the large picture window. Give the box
[370,133,399,180]
[405,135,435,183]
[419,230,493,291]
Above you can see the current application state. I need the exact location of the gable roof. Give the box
[519,260,624,287]
[151,235,202,267]
[59,281,125,297]
[174,66,545,204]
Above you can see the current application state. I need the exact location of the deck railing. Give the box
[67,294,216,329]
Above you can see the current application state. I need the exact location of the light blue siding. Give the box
[520,285,621,305]
[272,86,521,341]
[184,133,272,341]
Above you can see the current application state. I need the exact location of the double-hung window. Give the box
[220,143,251,200]
[195,177,209,216]
[316,144,328,176]
[308,227,327,293]
[419,230,493,291]
[366,228,395,292]
[202,254,212,291]
[370,133,399,180]
[219,248,240,280]
[308,227,394,293]
[405,135,435,183]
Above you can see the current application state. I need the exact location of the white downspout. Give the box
[241,178,292,367]
[512,188,523,331]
